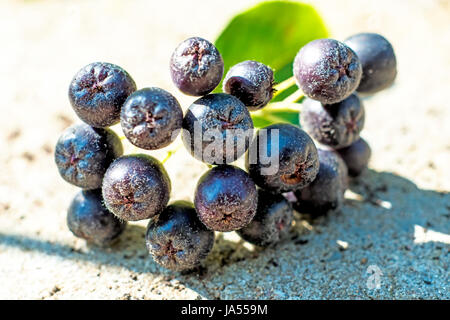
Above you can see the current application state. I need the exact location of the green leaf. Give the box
[214,1,329,92]
[251,107,301,128]
[251,115,274,128]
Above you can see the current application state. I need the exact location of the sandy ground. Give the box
[0,0,449,299]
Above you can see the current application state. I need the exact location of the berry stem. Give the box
[265,101,302,110]
[162,144,183,164]
[284,88,304,103]
[254,112,287,123]
[272,76,296,98]
[251,103,301,125]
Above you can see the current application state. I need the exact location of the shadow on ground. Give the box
[1,169,449,299]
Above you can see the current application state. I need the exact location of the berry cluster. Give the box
[55,33,396,271]
[292,34,397,214]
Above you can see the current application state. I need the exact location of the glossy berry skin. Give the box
[245,123,319,193]
[55,123,123,189]
[170,37,224,96]
[300,94,365,149]
[237,189,293,247]
[345,33,397,94]
[337,138,371,177]
[293,149,348,216]
[67,189,127,247]
[223,60,274,111]
[120,87,183,150]
[294,39,362,104]
[68,62,136,128]
[145,201,214,271]
[194,165,258,232]
[182,93,254,164]
[102,154,171,221]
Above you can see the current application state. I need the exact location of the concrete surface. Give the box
[0,0,449,299]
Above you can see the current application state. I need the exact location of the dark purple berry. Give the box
[345,33,397,94]
[293,149,348,216]
[170,37,224,96]
[102,154,171,221]
[237,189,293,247]
[245,123,319,193]
[182,93,254,164]
[300,94,365,149]
[336,138,371,177]
[68,62,136,128]
[145,201,214,271]
[67,189,127,246]
[194,165,258,232]
[294,39,362,104]
[120,87,183,150]
[54,123,123,189]
[223,60,274,111]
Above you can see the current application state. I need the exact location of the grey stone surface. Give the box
[0,0,448,299]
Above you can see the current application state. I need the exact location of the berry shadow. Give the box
[0,169,448,299]
[0,224,157,275]
[0,223,261,278]
[295,168,449,235]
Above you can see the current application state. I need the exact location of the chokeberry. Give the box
[194,165,258,232]
[293,149,348,216]
[300,93,365,149]
[223,60,274,111]
[145,201,214,271]
[68,62,136,128]
[237,189,293,247]
[245,123,319,193]
[182,93,254,164]
[170,37,224,96]
[345,33,397,94]
[336,138,371,177]
[102,154,171,221]
[67,189,127,246]
[54,123,123,189]
[294,39,362,104]
[120,87,183,150]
